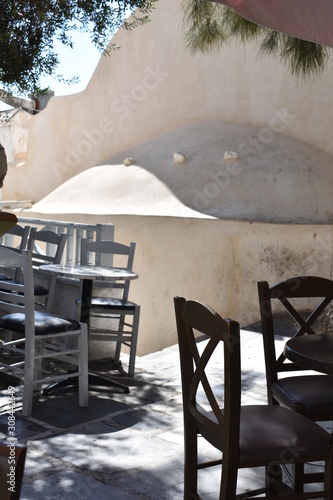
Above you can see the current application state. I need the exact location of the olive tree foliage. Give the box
[0,0,157,96]
[182,0,331,81]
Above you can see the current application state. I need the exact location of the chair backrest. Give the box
[174,297,241,462]
[27,229,68,311]
[80,239,136,299]
[0,225,31,282]
[1,224,31,252]
[0,247,35,339]
[27,228,67,267]
[258,276,333,403]
[0,442,27,500]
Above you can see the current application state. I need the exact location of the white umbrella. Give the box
[211,0,333,48]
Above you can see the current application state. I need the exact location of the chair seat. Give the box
[0,274,12,281]
[0,311,81,335]
[239,405,332,462]
[201,404,332,463]
[272,374,333,415]
[79,297,136,310]
[0,278,48,296]
[33,283,49,296]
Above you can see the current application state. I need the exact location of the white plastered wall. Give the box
[22,211,333,355]
[3,0,333,202]
[7,0,333,355]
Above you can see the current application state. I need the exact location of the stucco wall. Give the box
[3,0,333,202]
[22,210,333,355]
[0,110,30,165]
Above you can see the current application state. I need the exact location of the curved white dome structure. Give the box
[31,121,333,224]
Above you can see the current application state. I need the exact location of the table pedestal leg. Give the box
[43,373,130,395]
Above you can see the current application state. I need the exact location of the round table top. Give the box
[284,333,333,375]
[39,263,138,281]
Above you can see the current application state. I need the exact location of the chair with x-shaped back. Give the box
[258,276,333,490]
[257,276,333,420]
[174,296,333,499]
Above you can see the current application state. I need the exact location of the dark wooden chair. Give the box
[174,296,333,499]
[0,442,27,499]
[258,276,333,490]
[257,276,333,420]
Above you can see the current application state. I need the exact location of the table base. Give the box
[43,372,130,395]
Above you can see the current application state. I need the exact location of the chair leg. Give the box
[220,454,238,499]
[128,306,140,377]
[324,447,333,500]
[22,352,35,417]
[34,340,43,394]
[265,463,283,495]
[78,323,89,408]
[291,463,304,493]
[184,424,199,499]
[113,313,126,366]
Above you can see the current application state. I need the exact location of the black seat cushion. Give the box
[33,284,49,296]
[0,280,48,296]
[200,404,332,464]
[239,405,332,463]
[0,274,12,281]
[0,311,81,335]
[90,298,136,310]
[272,375,333,415]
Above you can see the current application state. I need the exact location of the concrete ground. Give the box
[0,325,328,499]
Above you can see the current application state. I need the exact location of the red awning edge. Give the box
[211,0,333,48]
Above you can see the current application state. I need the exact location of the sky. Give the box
[40,31,102,96]
[0,30,102,111]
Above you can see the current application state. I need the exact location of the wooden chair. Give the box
[76,238,140,376]
[257,277,333,420]
[0,224,31,281]
[0,442,27,499]
[0,247,88,416]
[0,224,30,252]
[27,228,67,312]
[258,276,333,490]
[174,296,333,499]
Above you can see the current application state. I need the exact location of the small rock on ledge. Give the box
[123,158,134,166]
[173,152,187,164]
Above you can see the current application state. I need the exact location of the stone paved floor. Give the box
[0,326,328,499]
